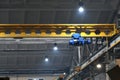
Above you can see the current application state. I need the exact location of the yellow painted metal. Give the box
[117,28,120,33]
[0,24,117,38]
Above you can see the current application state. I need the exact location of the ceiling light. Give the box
[96,64,102,69]
[78,1,84,12]
[53,43,58,51]
[79,7,84,12]
[45,57,49,62]
[63,72,66,75]
[53,46,58,50]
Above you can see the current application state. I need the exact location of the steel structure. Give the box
[66,34,120,80]
[0,24,119,80]
[0,24,116,38]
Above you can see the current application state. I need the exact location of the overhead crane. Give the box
[0,24,119,80]
[0,24,117,38]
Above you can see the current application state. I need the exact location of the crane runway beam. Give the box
[0,24,116,38]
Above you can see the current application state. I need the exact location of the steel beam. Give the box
[78,46,81,65]
[0,2,116,11]
[66,35,120,80]
[0,24,116,38]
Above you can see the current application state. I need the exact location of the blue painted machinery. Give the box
[69,33,91,46]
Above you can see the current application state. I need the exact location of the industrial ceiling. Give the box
[0,0,119,75]
[0,0,119,24]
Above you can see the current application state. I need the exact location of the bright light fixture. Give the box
[53,46,58,50]
[78,7,84,12]
[53,43,58,50]
[96,64,102,69]
[78,1,84,12]
[63,72,66,75]
[45,57,49,62]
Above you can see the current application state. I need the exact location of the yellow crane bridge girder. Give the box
[0,24,117,38]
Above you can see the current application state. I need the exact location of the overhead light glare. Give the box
[79,7,84,12]
[96,64,102,69]
[53,43,58,50]
[78,1,84,12]
[45,57,49,62]
[63,72,66,75]
[53,46,58,50]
